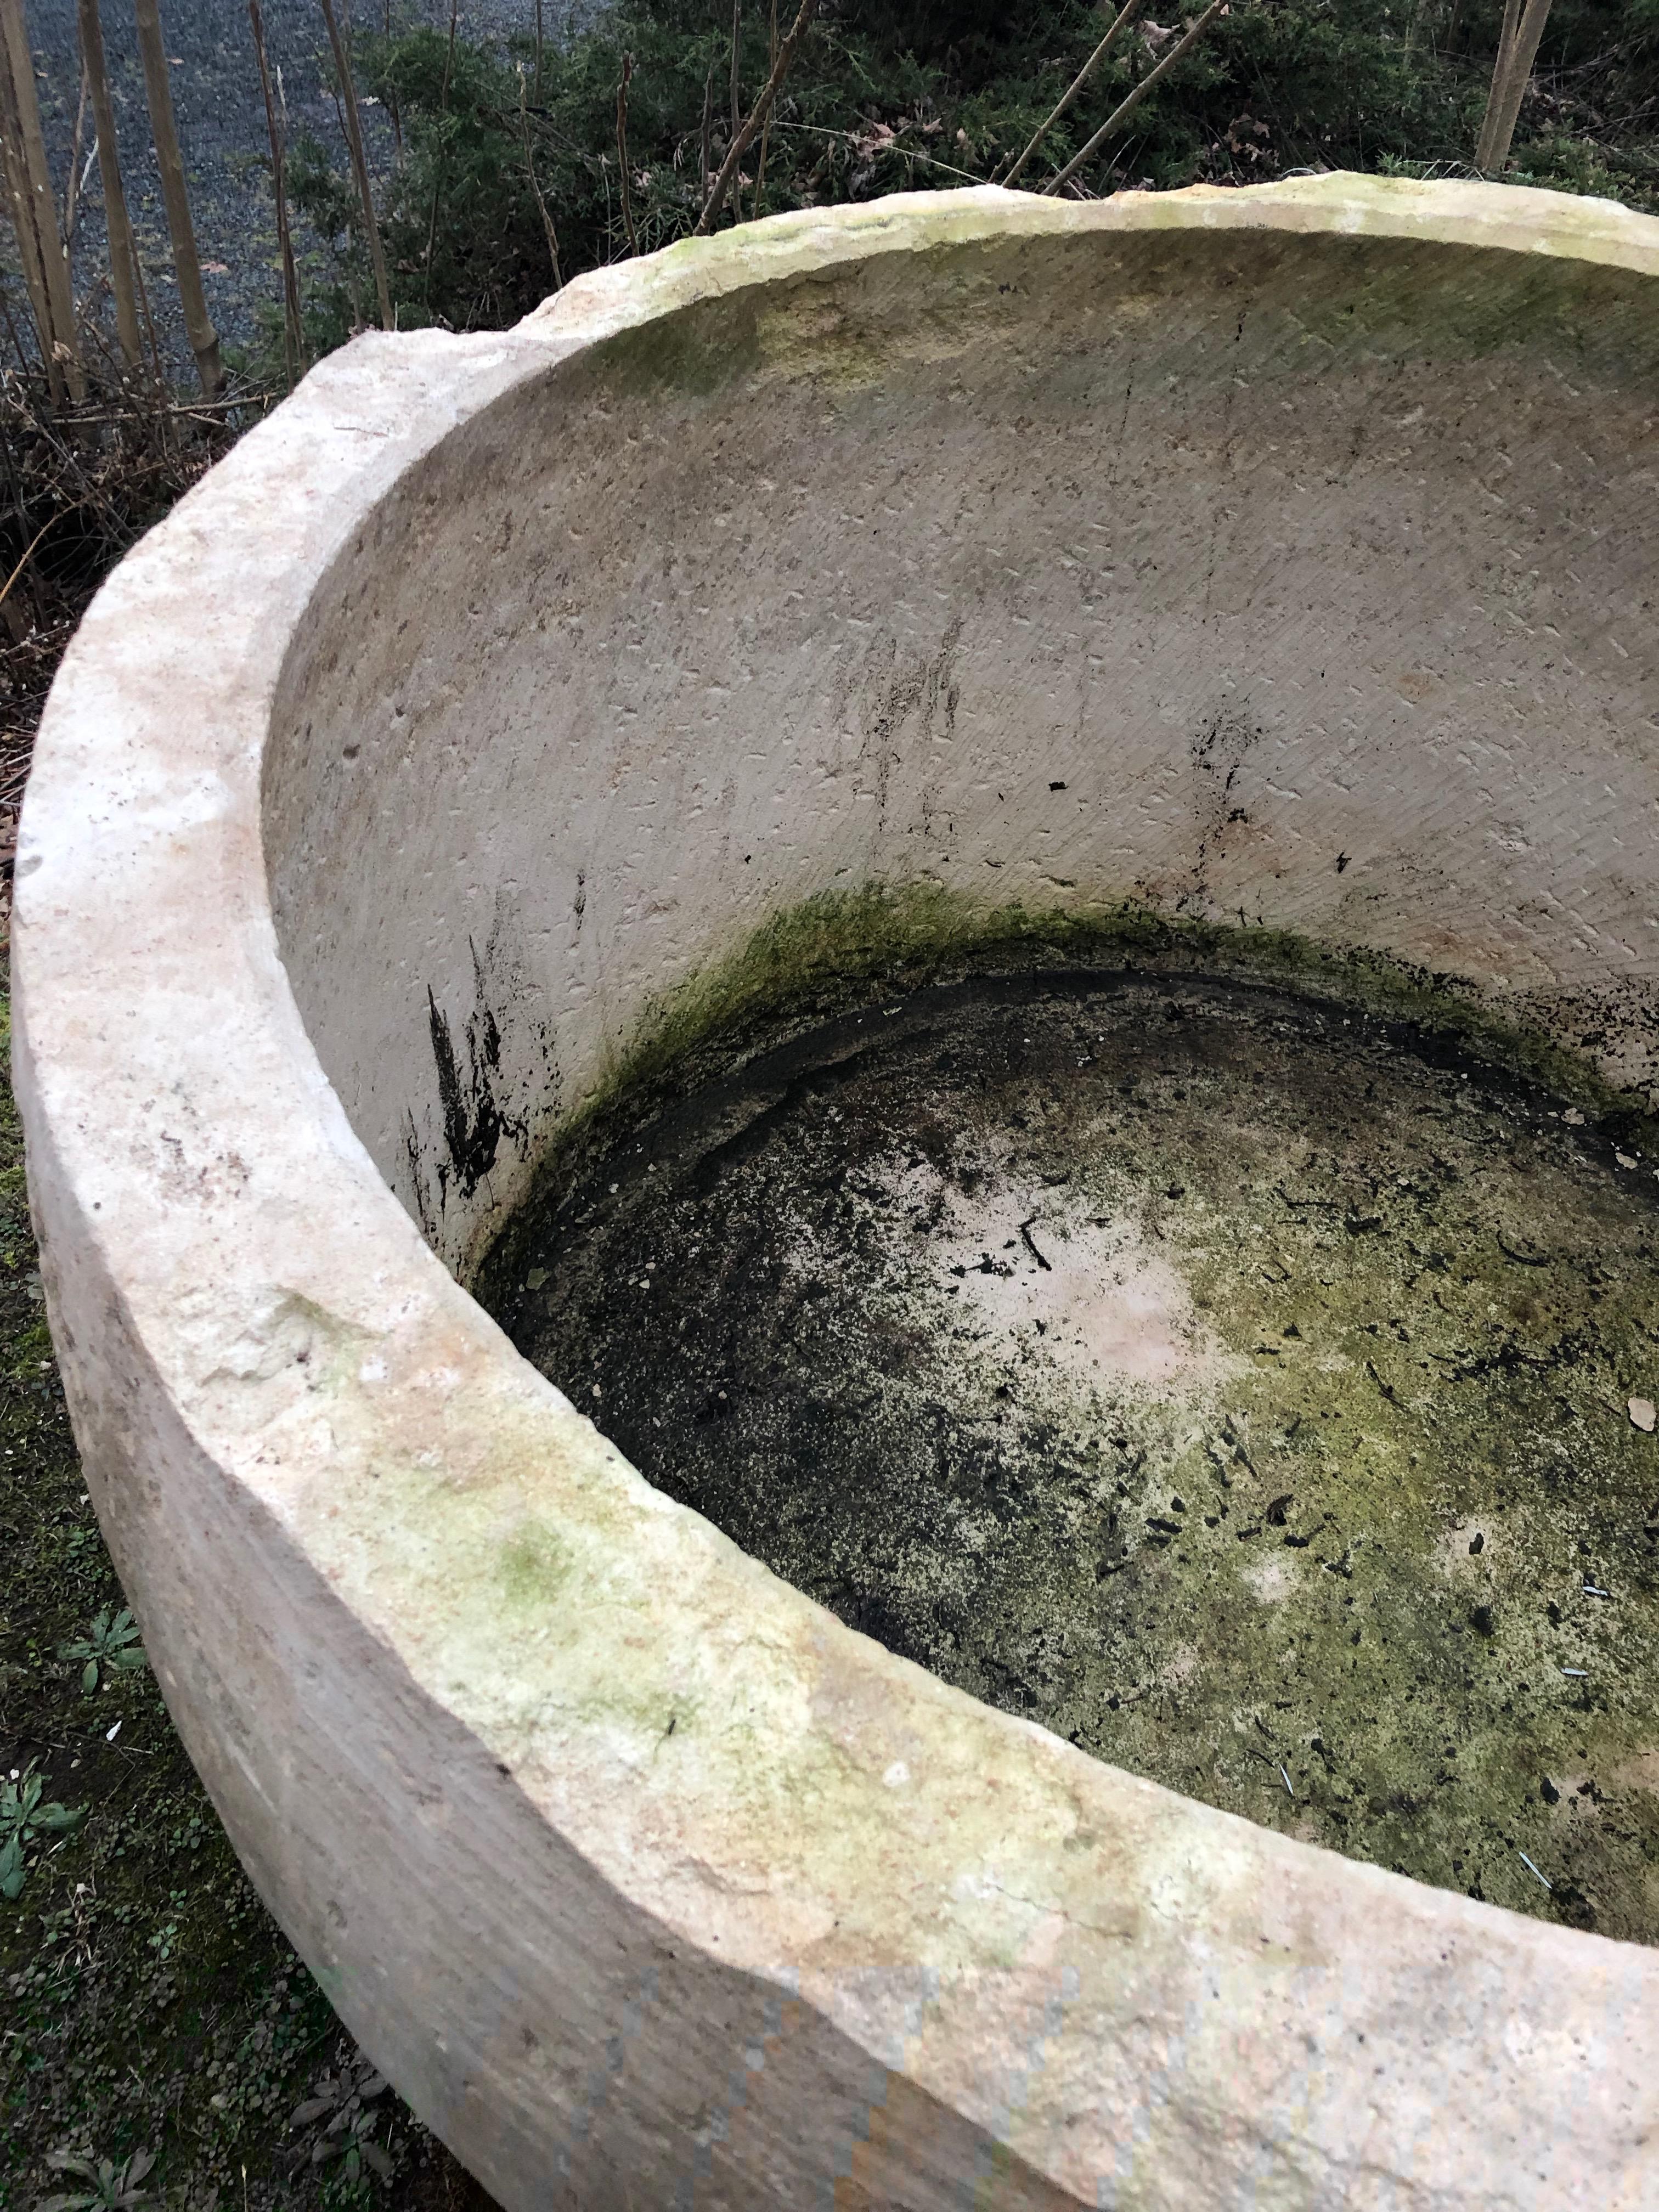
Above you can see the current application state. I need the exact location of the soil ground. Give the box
[488,964,1659,1943]
[0,967,498,2212]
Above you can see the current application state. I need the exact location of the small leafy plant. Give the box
[0,1762,83,1901]
[38,2146,155,2211]
[61,1607,146,1695]
[287,2053,395,2185]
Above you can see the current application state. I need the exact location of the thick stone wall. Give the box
[14,181,1659,2209]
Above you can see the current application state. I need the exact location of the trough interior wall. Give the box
[262,225,1659,1277]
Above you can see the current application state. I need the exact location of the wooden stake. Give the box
[0,19,61,393]
[694,0,816,235]
[249,0,304,380]
[318,0,393,330]
[0,0,85,396]
[1475,0,1553,172]
[76,0,143,368]
[1004,0,1145,188]
[1042,0,1224,196]
[1476,0,1521,168]
[133,0,223,394]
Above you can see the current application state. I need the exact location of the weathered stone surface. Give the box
[13,179,1659,2207]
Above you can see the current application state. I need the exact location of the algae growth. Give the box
[485,963,1659,1943]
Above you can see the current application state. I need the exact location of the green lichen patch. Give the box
[487,964,1659,1944]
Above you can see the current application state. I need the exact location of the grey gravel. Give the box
[10,1,580,370]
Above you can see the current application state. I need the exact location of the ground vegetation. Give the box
[274,0,1659,357]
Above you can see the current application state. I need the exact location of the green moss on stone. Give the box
[484,950,1659,1944]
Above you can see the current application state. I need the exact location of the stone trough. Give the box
[14,177,1659,2207]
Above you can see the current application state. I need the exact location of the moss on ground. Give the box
[487,957,1659,1943]
[0,970,495,2212]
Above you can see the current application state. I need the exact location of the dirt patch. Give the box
[484,966,1659,1944]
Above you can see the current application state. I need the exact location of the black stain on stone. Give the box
[426,941,524,1204]
[403,1107,436,1241]
[1182,707,1261,913]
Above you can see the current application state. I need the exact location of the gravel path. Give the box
[14,1,568,370]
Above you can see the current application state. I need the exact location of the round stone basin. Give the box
[14,179,1659,2209]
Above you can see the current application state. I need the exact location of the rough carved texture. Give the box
[13,181,1659,2208]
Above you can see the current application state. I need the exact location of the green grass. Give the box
[0,974,493,2212]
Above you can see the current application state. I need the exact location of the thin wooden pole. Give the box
[1475,0,1553,172]
[76,0,142,368]
[318,0,393,330]
[249,0,304,380]
[1004,0,1144,188]
[1475,0,1521,168]
[729,0,740,144]
[132,0,223,394]
[0,0,85,396]
[60,59,87,241]
[694,0,816,235]
[1042,0,1224,196]
[0,22,61,393]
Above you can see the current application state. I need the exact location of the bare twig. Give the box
[133,0,223,393]
[729,0,741,143]
[534,0,544,103]
[0,493,98,614]
[318,0,393,330]
[1042,0,1226,196]
[76,0,143,367]
[699,63,713,200]
[1476,0,1554,171]
[52,391,270,424]
[250,0,305,380]
[517,61,560,288]
[1003,0,1145,187]
[695,0,817,234]
[60,59,87,241]
[614,50,636,257]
